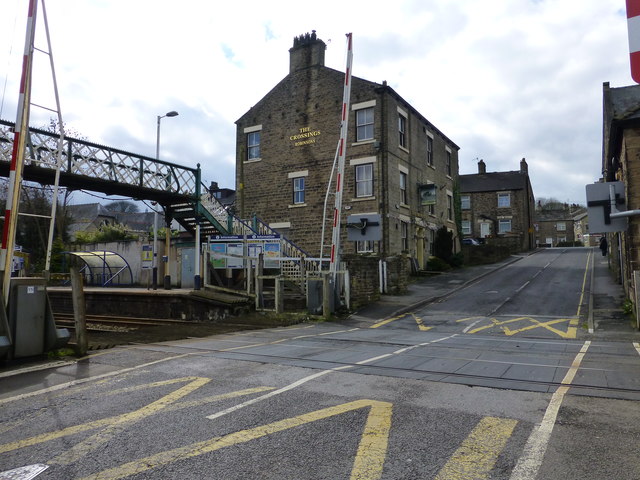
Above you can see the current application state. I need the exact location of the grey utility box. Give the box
[307,276,335,315]
[7,278,69,359]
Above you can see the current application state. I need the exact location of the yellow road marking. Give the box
[370,314,406,328]
[576,250,592,318]
[0,380,273,455]
[77,399,393,480]
[50,376,211,465]
[467,316,577,339]
[412,313,432,331]
[435,416,517,480]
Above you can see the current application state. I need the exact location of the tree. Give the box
[104,200,139,213]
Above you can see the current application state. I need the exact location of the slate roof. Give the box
[608,84,640,122]
[459,171,529,193]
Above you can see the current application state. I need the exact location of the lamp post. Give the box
[154,110,178,290]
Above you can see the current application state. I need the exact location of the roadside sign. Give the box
[585,182,628,233]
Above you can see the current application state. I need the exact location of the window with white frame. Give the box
[355,163,373,197]
[461,220,471,235]
[356,107,374,142]
[247,131,261,160]
[293,177,305,204]
[426,135,433,166]
[461,195,470,210]
[556,222,566,231]
[399,171,408,204]
[447,194,453,221]
[356,240,374,253]
[446,149,452,176]
[398,114,407,148]
[498,219,512,233]
[401,221,409,251]
[497,192,511,208]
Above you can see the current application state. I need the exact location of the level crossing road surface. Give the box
[1,248,640,479]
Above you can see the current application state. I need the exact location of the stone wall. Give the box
[343,254,410,309]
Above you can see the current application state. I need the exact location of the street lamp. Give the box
[153,110,179,290]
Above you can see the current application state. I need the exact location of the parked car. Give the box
[462,238,481,246]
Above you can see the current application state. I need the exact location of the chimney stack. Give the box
[520,157,528,174]
[478,159,486,174]
[289,30,326,73]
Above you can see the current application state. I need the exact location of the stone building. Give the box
[235,32,460,270]
[533,206,586,247]
[459,159,535,251]
[602,81,640,296]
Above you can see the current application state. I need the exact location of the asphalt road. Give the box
[1,249,640,479]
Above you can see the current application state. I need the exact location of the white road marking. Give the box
[510,340,591,480]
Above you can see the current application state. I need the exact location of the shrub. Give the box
[426,256,451,272]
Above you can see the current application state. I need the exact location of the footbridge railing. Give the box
[0,119,198,202]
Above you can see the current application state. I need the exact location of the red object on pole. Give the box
[627,0,640,83]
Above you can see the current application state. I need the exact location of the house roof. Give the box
[459,171,529,193]
[607,84,640,122]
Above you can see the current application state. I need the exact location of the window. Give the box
[398,114,407,148]
[293,177,305,204]
[499,219,512,233]
[399,171,408,204]
[557,222,566,231]
[461,195,470,210]
[447,194,453,221]
[427,203,435,215]
[461,220,471,235]
[401,221,409,251]
[355,164,373,197]
[247,131,260,160]
[497,192,511,208]
[356,107,374,141]
[356,240,374,253]
[426,136,433,166]
[446,149,452,176]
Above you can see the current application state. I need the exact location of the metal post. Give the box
[194,222,201,290]
[70,266,87,356]
[164,217,171,290]
[156,111,178,291]
[152,209,158,289]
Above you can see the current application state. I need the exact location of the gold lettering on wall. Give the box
[290,126,321,146]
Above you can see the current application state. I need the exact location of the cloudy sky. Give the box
[0,0,633,206]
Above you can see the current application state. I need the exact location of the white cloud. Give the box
[0,0,634,203]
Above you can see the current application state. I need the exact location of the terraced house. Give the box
[235,32,460,270]
[459,159,535,252]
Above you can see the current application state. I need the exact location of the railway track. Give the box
[54,313,195,332]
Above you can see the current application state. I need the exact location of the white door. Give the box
[480,222,490,238]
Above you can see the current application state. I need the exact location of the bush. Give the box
[449,252,464,268]
[75,224,138,244]
[426,256,451,272]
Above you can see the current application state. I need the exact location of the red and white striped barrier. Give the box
[627,0,640,83]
